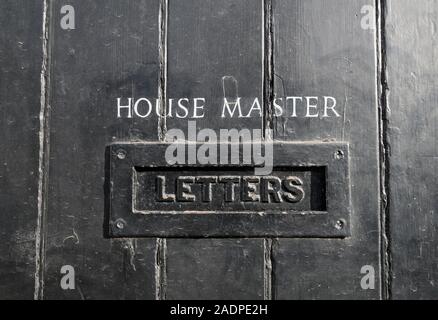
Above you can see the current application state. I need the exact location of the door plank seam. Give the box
[376,0,392,300]
[155,238,168,300]
[158,0,168,141]
[35,0,52,301]
[263,0,274,137]
[156,0,169,300]
[263,0,275,301]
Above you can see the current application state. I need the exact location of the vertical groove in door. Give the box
[376,0,392,300]
[263,0,275,301]
[158,0,168,141]
[155,238,168,300]
[264,239,276,300]
[156,0,169,300]
[35,0,53,301]
[263,0,274,136]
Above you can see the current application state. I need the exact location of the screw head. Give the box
[115,219,125,230]
[335,219,345,230]
[116,149,126,160]
[334,150,344,160]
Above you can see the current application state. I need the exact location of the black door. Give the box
[0,0,436,300]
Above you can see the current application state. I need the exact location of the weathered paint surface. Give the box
[0,0,436,300]
[164,0,266,299]
[0,0,43,299]
[42,0,159,299]
[272,0,381,299]
[386,0,438,299]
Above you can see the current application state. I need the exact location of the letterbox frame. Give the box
[106,142,351,238]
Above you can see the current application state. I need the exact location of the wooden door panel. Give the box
[271,0,381,299]
[43,0,160,299]
[2,0,437,300]
[164,0,266,300]
[386,0,438,299]
[0,0,43,299]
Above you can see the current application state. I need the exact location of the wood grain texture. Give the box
[166,0,264,133]
[386,0,438,299]
[0,0,42,299]
[164,0,266,300]
[42,0,160,299]
[271,0,381,299]
[166,239,265,300]
[3,0,438,300]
